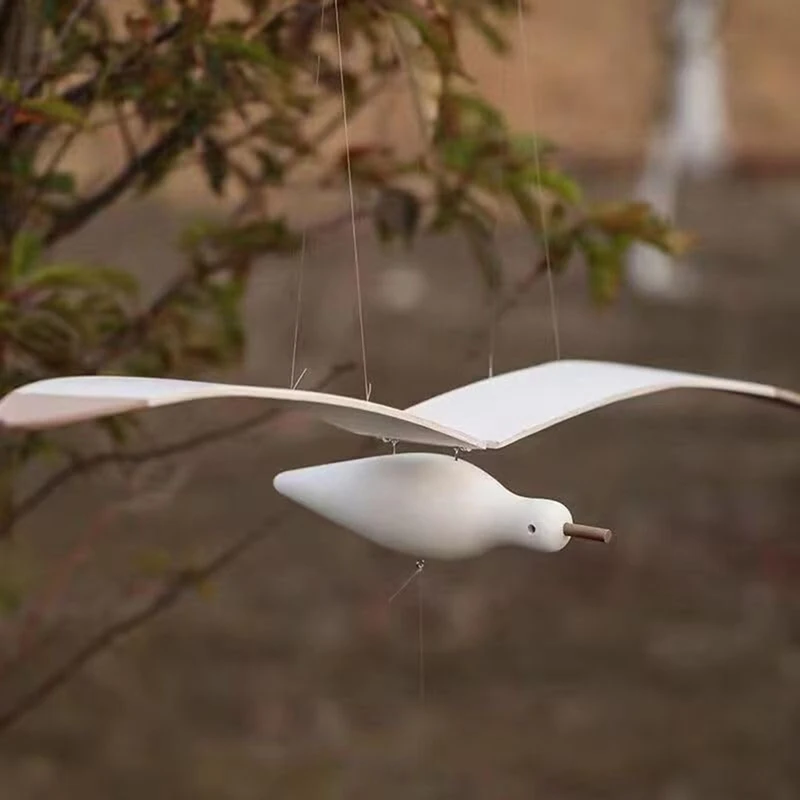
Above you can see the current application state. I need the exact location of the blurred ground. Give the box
[0,170,799,799]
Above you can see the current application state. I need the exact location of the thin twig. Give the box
[15,128,79,231]
[1,463,192,679]
[112,101,139,164]
[44,117,195,246]
[0,513,281,735]
[1,507,119,678]
[27,0,96,97]
[60,21,182,109]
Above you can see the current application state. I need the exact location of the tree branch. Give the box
[59,21,182,109]
[0,511,281,735]
[25,0,96,98]
[44,117,196,246]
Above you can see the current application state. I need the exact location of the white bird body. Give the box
[274,453,573,559]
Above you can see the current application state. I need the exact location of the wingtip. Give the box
[773,386,800,409]
[0,392,148,430]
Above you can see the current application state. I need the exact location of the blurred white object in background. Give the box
[670,0,729,175]
[374,258,429,314]
[628,0,728,301]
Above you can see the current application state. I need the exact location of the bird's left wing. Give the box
[406,359,800,449]
[0,375,484,450]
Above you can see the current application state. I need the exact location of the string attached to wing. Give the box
[516,0,562,362]
[333,0,372,402]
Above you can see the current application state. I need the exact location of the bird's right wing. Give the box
[0,375,485,450]
[406,359,800,449]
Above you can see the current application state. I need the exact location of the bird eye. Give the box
[527,524,536,534]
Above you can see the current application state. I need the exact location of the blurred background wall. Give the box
[1,2,799,798]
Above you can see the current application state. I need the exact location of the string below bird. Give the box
[1,359,798,559]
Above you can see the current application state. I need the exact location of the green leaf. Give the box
[515,167,582,205]
[589,201,651,233]
[588,201,694,256]
[98,413,140,445]
[36,170,76,195]
[508,133,556,163]
[391,9,459,75]
[204,46,228,90]
[16,263,138,294]
[10,231,43,279]
[0,78,21,102]
[449,91,506,132]
[200,136,229,195]
[21,97,85,127]
[184,218,300,256]
[439,135,484,174]
[134,547,175,578]
[208,278,246,351]
[578,232,624,305]
[208,30,287,75]
[0,577,23,617]
[42,0,60,26]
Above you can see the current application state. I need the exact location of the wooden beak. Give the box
[563,522,613,544]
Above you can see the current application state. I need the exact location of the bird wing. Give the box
[0,375,484,450]
[3,361,797,452]
[405,359,800,449]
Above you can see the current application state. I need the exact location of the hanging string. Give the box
[417,566,425,702]
[333,0,372,401]
[289,231,307,389]
[290,3,328,390]
[488,278,498,378]
[387,559,425,604]
[487,49,511,379]
[516,1,562,361]
[386,559,426,704]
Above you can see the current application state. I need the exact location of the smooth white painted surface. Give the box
[2,361,798,450]
[274,452,573,558]
[0,375,481,449]
[405,360,800,448]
